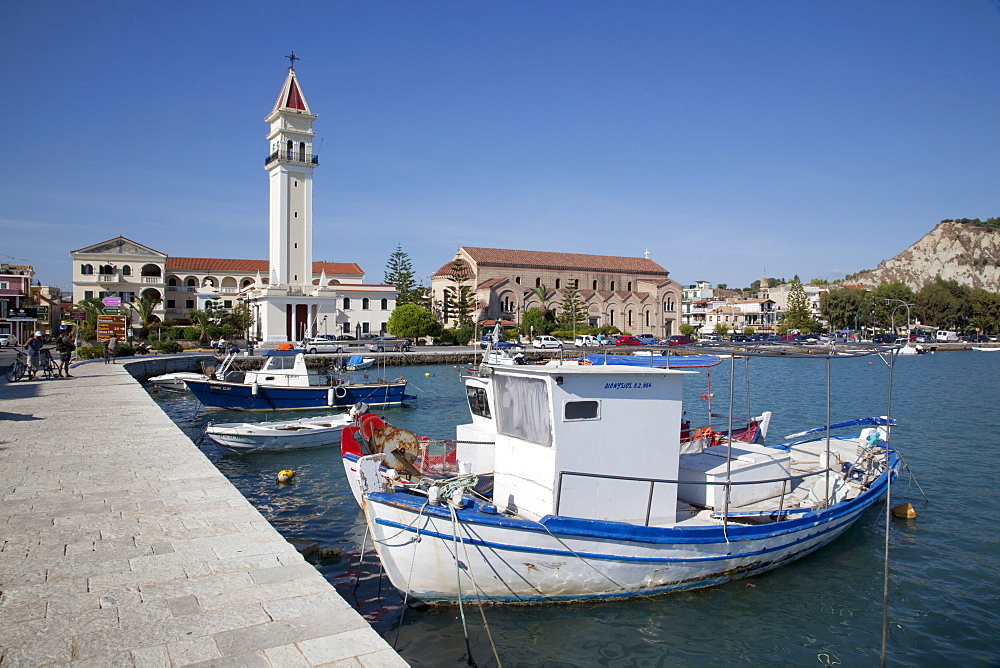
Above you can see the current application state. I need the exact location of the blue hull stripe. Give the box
[186,380,409,410]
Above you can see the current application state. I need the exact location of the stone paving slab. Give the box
[0,358,407,667]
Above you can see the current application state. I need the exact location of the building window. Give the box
[380,322,387,332]
[535,277,541,287]
[593,280,598,290]
[287,140,294,160]
[610,310,615,326]
[362,298,370,310]
[342,322,350,333]
[186,278,196,287]
[122,265,132,276]
[168,277,177,286]
[610,281,615,291]
[628,310,633,327]
[362,322,370,333]
[515,277,521,284]
[555,279,560,289]
[186,300,194,309]
[166,300,175,308]
[224,300,232,308]
[627,282,632,292]
[84,290,94,299]
[380,298,388,310]
[81,264,93,275]
[343,298,351,309]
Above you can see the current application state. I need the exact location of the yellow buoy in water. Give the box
[277,470,295,483]
[892,502,916,519]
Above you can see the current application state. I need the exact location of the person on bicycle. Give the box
[25,331,45,380]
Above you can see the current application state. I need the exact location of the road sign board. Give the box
[102,296,122,307]
[68,310,86,321]
[102,306,121,315]
[97,315,128,342]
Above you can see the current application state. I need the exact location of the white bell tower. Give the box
[264,53,317,287]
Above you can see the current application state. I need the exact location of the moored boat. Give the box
[206,408,362,455]
[345,343,902,605]
[185,350,413,411]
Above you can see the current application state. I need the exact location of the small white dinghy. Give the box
[150,371,210,391]
[207,404,366,455]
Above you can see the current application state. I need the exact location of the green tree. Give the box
[870,281,915,330]
[914,276,972,330]
[972,288,1000,332]
[680,324,696,337]
[557,283,586,333]
[387,304,441,340]
[221,303,254,341]
[782,276,814,332]
[443,259,476,325]
[186,309,211,345]
[129,294,161,338]
[820,287,871,332]
[384,245,422,306]
[713,322,730,337]
[531,284,550,318]
[520,307,556,338]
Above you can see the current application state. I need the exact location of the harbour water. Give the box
[148,351,1000,666]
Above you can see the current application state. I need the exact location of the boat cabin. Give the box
[245,350,334,387]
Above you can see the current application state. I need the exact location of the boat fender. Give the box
[427,486,442,506]
[327,388,335,406]
[335,385,348,399]
[251,382,259,396]
[277,470,295,483]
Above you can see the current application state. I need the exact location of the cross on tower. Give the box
[286,51,300,70]
[643,249,650,259]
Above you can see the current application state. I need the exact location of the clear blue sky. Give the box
[2,1,998,293]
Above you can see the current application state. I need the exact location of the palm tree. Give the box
[75,297,104,342]
[531,284,549,317]
[130,294,161,338]
[186,309,211,345]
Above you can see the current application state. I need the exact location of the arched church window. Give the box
[555,279,561,289]
[610,281,615,291]
[593,280,598,290]
[287,140,294,160]
[299,142,306,161]
[343,298,351,309]
[627,282,632,292]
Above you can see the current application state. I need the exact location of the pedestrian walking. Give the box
[105,334,119,364]
[56,331,76,377]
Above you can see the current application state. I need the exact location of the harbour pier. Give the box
[0,357,406,666]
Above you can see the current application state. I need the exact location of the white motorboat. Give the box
[346,355,375,371]
[149,352,239,391]
[149,371,210,391]
[207,411,356,455]
[343,344,902,605]
[972,346,1000,352]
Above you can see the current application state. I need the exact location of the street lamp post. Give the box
[885,299,912,342]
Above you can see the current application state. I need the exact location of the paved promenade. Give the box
[0,357,406,667]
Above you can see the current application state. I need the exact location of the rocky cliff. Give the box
[852,219,1000,291]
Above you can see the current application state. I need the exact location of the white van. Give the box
[935,330,959,342]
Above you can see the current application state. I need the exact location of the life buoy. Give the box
[335,386,347,399]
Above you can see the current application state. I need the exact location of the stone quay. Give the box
[0,355,407,667]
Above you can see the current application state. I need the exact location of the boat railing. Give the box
[554,467,853,526]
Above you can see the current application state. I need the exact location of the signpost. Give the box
[6,307,37,321]
[102,296,122,307]
[97,315,128,342]
[68,310,86,321]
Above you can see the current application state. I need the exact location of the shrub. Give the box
[152,341,183,354]
[76,345,105,360]
[184,327,200,341]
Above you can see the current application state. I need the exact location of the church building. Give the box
[70,60,396,342]
[431,247,683,337]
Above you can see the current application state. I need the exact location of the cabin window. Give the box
[267,355,296,370]
[466,386,491,418]
[495,375,552,446]
[564,400,599,421]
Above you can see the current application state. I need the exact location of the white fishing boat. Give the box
[344,344,901,605]
[972,346,1000,352]
[206,407,362,455]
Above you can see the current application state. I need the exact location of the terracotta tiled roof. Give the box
[166,257,362,275]
[461,247,669,276]
[432,258,472,278]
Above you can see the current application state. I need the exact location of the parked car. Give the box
[872,334,895,344]
[365,336,409,352]
[601,335,622,346]
[0,334,13,347]
[574,335,599,347]
[667,335,697,346]
[635,334,657,345]
[299,335,348,354]
[532,335,563,349]
[615,336,642,346]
